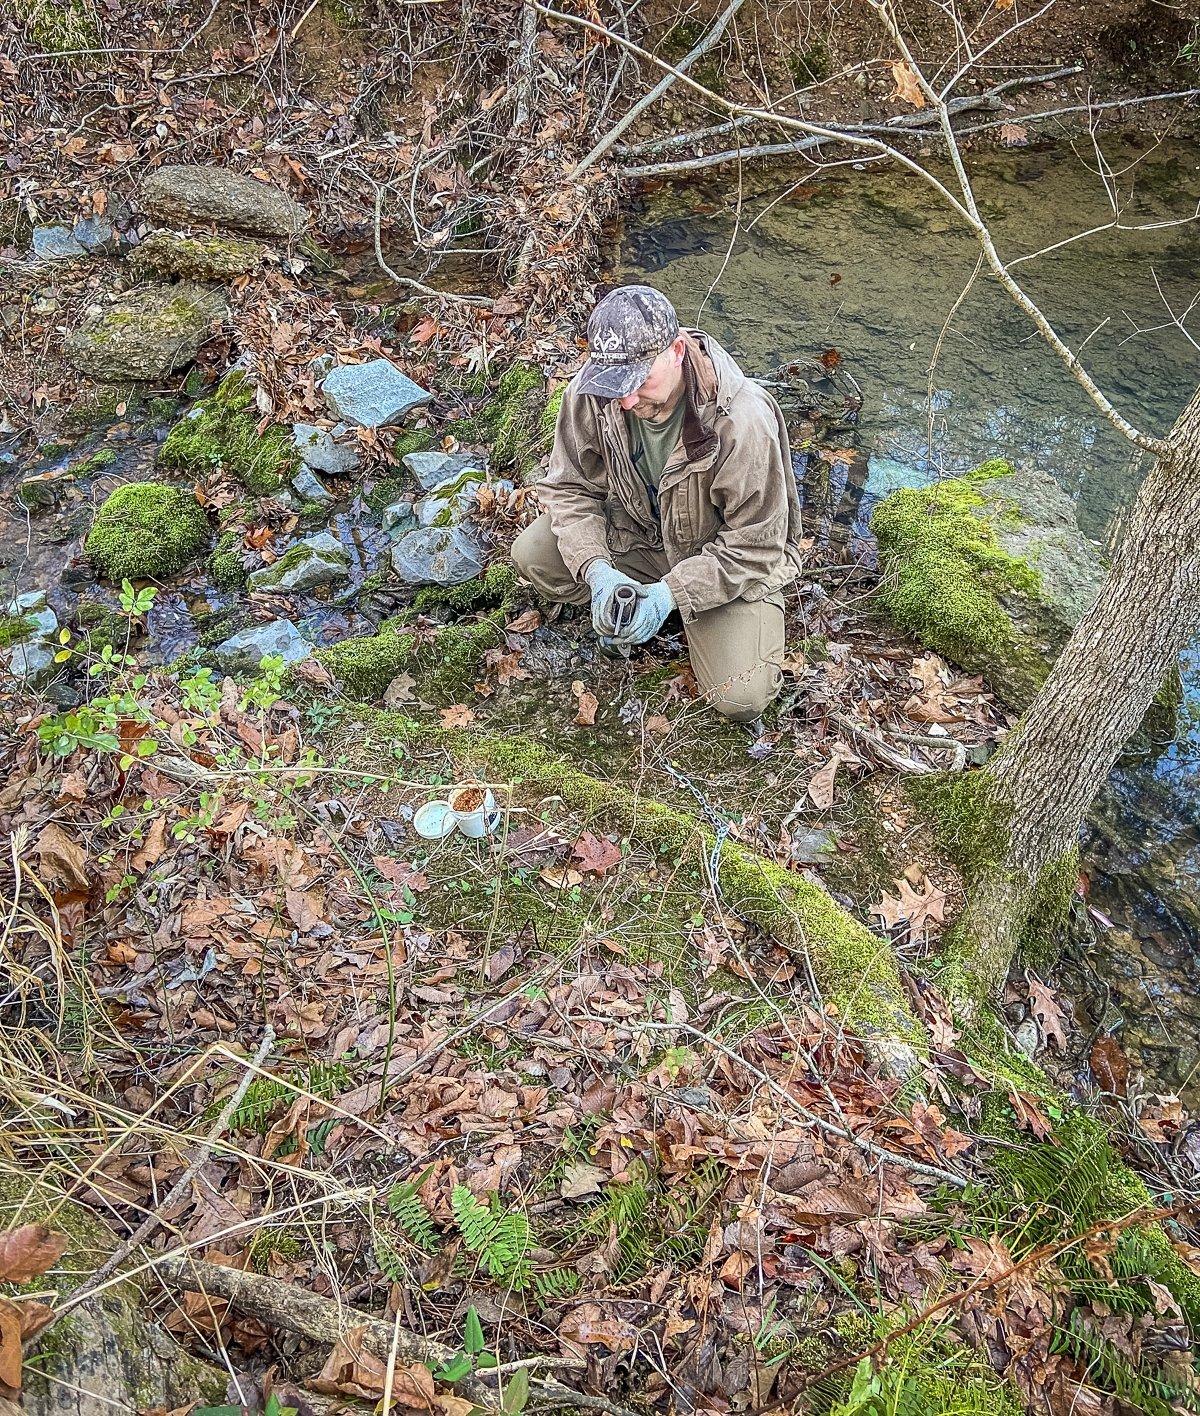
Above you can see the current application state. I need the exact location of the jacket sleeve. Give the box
[536,381,613,581]
[663,398,793,620]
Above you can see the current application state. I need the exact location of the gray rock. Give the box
[72,215,121,254]
[7,640,57,687]
[292,422,360,475]
[290,463,334,508]
[864,1035,923,1082]
[8,591,57,638]
[1014,1017,1041,1061]
[402,450,486,491]
[382,500,418,535]
[32,225,86,260]
[322,360,431,429]
[215,619,311,674]
[141,165,308,237]
[247,531,350,594]
[309,352,336,379]
[787,826,837,866]
[416,472,484,528]
[65,282,229,381]
[391,526,485,585]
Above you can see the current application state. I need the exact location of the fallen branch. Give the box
[154,1259,637,1416]
[372,185,494,308]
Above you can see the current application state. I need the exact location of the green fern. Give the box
[451,1186,533,1289]
[532,1266,580,1303]
[218,1060,351,1135]
[1051,1310,1200,1416]
[387,1178,441,1254]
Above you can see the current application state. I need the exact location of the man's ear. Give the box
[671,335,687,365]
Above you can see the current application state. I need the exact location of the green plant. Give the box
[386,1173,440,1253]
[451,1185,533,1288]
[433,1305,501,1383]
[217,1060,351,1135]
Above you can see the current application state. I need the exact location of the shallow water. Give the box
[619,136,1200,1099]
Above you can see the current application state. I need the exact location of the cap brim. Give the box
[577,358,652,400]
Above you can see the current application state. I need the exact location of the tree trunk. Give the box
[962,383,1200,995]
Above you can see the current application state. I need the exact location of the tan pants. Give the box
[511,514,784,722]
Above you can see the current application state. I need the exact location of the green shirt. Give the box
[626,399,685,506]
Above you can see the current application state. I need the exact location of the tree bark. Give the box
[962,384,1200,994]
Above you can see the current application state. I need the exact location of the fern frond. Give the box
[387,1180,440,1253]
[532,1266,580,1302]
[451,1186,533,1289]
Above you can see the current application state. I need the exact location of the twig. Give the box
[45,1028,275,1328]
[571,0,748,176]
[372,185,493,308]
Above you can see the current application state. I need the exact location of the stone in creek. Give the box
[7,640,58,686]
[215,619,311,674]
[32,225,86,260]
[72,215,122,254]
[247,530,351,594]
[64,282,230,381]
[390,526,485,586]
[290,462,335,508]
[292,421,360,475]
[140,165,308,237]
[322,359,431,429]
[417,472,484,528]
[402,449,486,492]
[8,590,58,638]
[382,500,418,535]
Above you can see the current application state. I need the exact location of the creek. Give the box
[617,136,1200,1103]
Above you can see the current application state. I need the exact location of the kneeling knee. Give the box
[708,676,780,723]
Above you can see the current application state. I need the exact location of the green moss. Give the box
[480,362,550,475]
[207,529,248,591]
[352,711,920,1036]
[790,36,832,84]
[394,429,434,460]
[75,598,130,650]
[69,447,116,476]
[159,371,296,496]
[0,613,36,650]
[540,384,565,445]
[413,562,519,616]
[318,610,505,702]
[129,231,263,282]
[907,770,1012,876]
[12,0,100,53]
[365,476,408,513]
[871,461,1041,667]
[85,481,210,582]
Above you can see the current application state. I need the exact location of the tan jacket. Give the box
[538,329,803,621]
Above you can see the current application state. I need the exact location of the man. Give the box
[511,285,802,722]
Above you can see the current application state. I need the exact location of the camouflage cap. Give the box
[577,285,680,400]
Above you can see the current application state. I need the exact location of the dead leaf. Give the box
[285,887,326,933]
[437,1396,477,1416]
[572,680,598,726]
[131,816,168,872]
[561,1160,605,1199]
[439,704,476,729]
[1009,1086,1053,1141]
[807,755,841,810]
[572,831,622,875]
[1026,973,1067,1052]
[0,1227,68,1284]
[890,59,926,109]
[293,656,334,689]
[999,121,1028,146]
[1089,1035,1128,1096]
[646,715,671,737]
[384,671,418,707]
[1137,1095,1184,1143]
[0,1297,51,1392]
[310,1325,390,1400]
[34,822,89,891]
[506,607,542,634]
[871,876,947,940]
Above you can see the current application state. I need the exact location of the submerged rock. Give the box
[382,499,418,535]
[32,224,86,260]
[141,165,308,237]
[391,526,485,585]
[247,531,350,594]
[215,619,311,673]
[402,450,486,491]
[66,283,229,381]
[8,590,57,638]
[292,422,360,475]
[322,360,431,429]
[3,591,59,688]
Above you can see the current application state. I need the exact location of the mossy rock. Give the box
[481,362,552,476]
[85,481,210,582]
[129,230,264,283]
[65,283,230,382]
[318,609,506,702]
[75,597,131,650]
[412,562,520,617]
[207,528,249,590]
[159,371,296,495]
[871,460,1105,709]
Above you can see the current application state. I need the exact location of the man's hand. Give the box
[615,581,675,646]
[584,561,644,638]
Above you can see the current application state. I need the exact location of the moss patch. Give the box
[159,371,295,495]
[75,598,130,650]
[85,482,210,582]
[318,610,505,702]
[0,613,36,650]
[207,529,249,591]
[12,0,100,53]
[871,460,1043,680]
[69,447,116,476]
[412,562,520,617]
[481,362,551,476]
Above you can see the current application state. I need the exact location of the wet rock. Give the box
[290,463,334,508]
[141,165,308,237]
[864,1035,922,1082]
[8,590,57,638]
[322,360,431,429]
[215,619,311,674]
[382,500,418,535]
[787,826,837,865]
[1014,1017,1041,1060]
[391,526,485,586]
[72,215,122,255]
[292,422,360,475]
[65,282,230,381]
[17,473,62,513]
[7,640,58,686]
[247,531,350,594]
[402,450,486,492]
[129,230,263,282]
[416,471,485,528]
[32,225,86,260]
